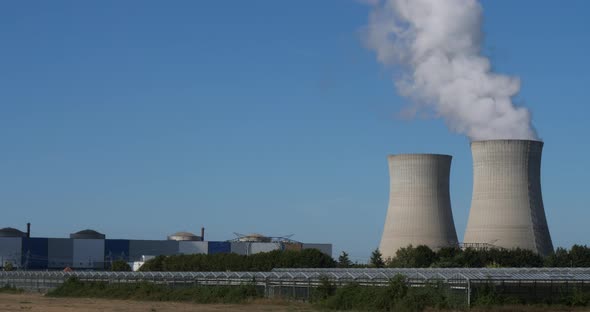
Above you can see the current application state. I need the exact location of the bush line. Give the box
[140,248,336,272]
[47,277,261,304]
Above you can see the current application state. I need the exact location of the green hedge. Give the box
[109,259,132,272]
[313,276,590,311]
[0,285,23,294]
[142,244,590,271]
[471,282,590,307]
[313,275,464,312]
[47,277,261,304]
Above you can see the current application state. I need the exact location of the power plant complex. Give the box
[0,139,555,269]
[0,227,332,270]
[380,139,554,259]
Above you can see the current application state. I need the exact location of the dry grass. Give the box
[3,293,590,312]
[0,293,315,312]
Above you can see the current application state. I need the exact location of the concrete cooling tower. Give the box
[463,140,553,256]
[379,154,459,260]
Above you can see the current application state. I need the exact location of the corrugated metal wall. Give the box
[21,238,48,270]
[104,239,130,262]
[48,238,73,269]
[230,242,287,255]
[230,242,248,255]
[73,239,105,269]
[0,238,22,268]
[249,242,281,254]
[129,240,179,261]
[207,241,230,254]
[178,241,208,255]
[302,243,332,256]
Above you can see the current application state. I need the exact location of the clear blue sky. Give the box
[0,1,588,262]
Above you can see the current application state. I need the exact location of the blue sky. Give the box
[0,1,588,262]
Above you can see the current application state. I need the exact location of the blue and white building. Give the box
[0,226,332,270]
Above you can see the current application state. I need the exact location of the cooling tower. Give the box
[463,140,553,256]
[379,154,459,260]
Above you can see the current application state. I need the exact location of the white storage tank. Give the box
[238,233,272,243]
[167,231,202,242]
[69,229,106,240]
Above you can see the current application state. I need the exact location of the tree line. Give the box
[112,244,590,272]
[337,245,590,269]
[139,248,336,272]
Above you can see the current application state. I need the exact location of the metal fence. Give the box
[0,270,337,300]
[2,268,590,304]
[272,268,590,305]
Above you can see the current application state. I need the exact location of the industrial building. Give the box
[0,226,332,270]
[379,154,459,259]
[463,140,553,256]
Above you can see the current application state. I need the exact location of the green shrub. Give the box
[139,248,336,272]
[47,277,262,304]
[2,262,14,271]
[110,260,132,271]
[0,284,23,294]
[388,245,436,268]
[472,282,502,307]
[561,288,590,306]
[385,245,546,269]
[311,275,336,302]
[138,255,166,271]
[315,275,463,311]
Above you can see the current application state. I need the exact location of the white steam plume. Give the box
[364,0,538,141]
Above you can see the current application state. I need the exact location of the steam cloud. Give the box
[363,0,538,141]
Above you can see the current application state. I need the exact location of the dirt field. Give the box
[4,293,590,312]
[0,293,314,312]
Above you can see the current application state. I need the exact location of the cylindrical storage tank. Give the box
[379,154,458,260]
[463,140,553,256]
[69,229,105,240]
[167,232,202,241]
[238,234,272,243]
[0,228,27,238]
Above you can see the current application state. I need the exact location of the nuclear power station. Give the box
[379,154,459,260]
[380,140,553,258]
[463,140,553,256]
[0,226,332,270]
